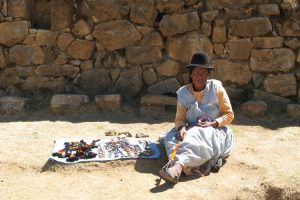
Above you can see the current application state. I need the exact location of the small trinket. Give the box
[135,133,149,138]
[52,139,99,162]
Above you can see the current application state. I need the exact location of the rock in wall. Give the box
[0,0,299,105]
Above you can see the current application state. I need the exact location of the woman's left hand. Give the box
[197,120,218,128]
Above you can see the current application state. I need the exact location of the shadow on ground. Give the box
[0,103,174,124]
[232,109,299,130]
[0,103,298,130]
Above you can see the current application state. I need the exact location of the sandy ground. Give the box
[0,107,299,200]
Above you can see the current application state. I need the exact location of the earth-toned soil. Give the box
[0,106,299,200]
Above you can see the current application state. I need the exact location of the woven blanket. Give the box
[50,137,160,164]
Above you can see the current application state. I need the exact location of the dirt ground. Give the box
[0,106,299,200]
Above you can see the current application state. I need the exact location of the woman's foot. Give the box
[159,164,183,184]
[183,166,202,176]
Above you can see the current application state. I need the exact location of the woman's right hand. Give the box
[176,126,186,141]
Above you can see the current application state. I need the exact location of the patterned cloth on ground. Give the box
[50,137,160,164]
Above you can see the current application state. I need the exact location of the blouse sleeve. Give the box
[174,101,187,130]
[215,84,234,127]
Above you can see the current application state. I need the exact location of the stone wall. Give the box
[0,0,300,112]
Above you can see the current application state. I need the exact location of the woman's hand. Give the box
[197,120,219,128]
[176,126,186,141]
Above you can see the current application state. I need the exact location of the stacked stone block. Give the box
[0,0,299,115]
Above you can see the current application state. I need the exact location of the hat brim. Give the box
[186,64,214,70]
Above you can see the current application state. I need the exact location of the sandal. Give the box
[159,168,180,184]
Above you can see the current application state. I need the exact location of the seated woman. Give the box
[159,52,234,184]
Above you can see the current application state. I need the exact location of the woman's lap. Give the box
[164,126,233,167]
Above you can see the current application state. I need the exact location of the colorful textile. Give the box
[50,138,160,164]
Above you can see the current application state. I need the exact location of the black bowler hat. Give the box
[187,52,214,70]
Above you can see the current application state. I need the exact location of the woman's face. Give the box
[191,67,209,90]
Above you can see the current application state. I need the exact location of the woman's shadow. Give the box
[134,142,202,193]
[135,154,177,192]
[135,144,229,193]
